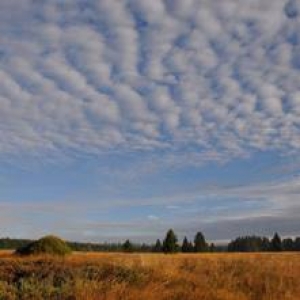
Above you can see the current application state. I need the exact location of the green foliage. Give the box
[261,237,270,251]
[295,237,300,251]
[194,232,208,252]
[16,235,72,256]
[270,233,282,252]
[228,236,270,252]
[163,229,179,253]
[69,241,153,252]
[181,237,194,253]
[181,237,189,253]
[1,232,299,255]
[153,239,162,252]
[209,243,216,252]
[122,239,134,253]
[282,238,294,251]
[0,238,32,250]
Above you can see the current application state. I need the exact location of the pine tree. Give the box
[162,229,179,253]
[282,238,294,251]
[261,237,270,251]
[295,237,300,251]
[187,241,194,252]
[209,243,216,252]
[271,233,282,251]
[122,239,133,252]
[194,231,208,252]
[153,239,162,252]
[182,236,192,253]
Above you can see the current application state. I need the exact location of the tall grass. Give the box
[0,251,299,299]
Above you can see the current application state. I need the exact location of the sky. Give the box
[0,0,300,243]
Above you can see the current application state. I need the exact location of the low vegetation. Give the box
[15,235,72,256]
[0,252,299,300]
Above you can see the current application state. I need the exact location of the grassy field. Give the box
[0,251,299,300]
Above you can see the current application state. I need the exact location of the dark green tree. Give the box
[271,233,282,251]
[163,229,179,253]
[182,237,189,253]
[188,241,194,252]
[153,239,162,252]
[122,239,133,252]
[194,231,208,252]
[209,243,216,252]
[294,237,300,251]
[282,238,294,251]
[181,236,193,253]
[228,236,270,252]
[261,237,270,251]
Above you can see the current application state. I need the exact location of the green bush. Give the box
[15,236,72,256]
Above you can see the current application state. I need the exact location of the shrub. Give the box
[15,235,72,256]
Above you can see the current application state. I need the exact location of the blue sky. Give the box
[1,0,300,243]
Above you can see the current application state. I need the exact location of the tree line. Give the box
[147,230,300,253]
[0,230,300,253]
[228,233,300,252]
[152,229,214,253]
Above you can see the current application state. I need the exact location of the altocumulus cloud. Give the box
[0,0,299,164]
[1,0,300,242]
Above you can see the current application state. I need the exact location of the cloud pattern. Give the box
[1,0,300,242]
[0,0,300,164]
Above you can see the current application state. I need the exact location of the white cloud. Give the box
[0,0,299,165]
[148,215,159,221]
[1,173,300,241]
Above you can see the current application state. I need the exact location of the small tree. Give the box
[122,239,133,253]
[163,229,179,253]
[209,243,216,252]
[271,233,282,251]
[194,231,208,252]
[182,236,193,253]
[153,239,162,252]
[261,237,270,251]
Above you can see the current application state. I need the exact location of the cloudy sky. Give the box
[1,0,300,243]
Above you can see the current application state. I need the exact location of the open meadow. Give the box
[0,251,299,300]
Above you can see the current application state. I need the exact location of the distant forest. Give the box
[0,230,300,253]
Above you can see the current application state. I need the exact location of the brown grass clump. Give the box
[0,251,299,299]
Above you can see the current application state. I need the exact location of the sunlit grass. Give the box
[0,251,299,299]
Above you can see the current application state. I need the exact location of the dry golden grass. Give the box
[0,251,299,299]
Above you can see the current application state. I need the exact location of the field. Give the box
[0,251,299,300]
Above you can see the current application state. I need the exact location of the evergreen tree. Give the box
[271,233,282,251]
[294,237,300,251]
[181,236,193,253]
[122,239,133,252]
[153,239,162,252]
[188,241,194,252]
[162,229,179,253]
[261,237,270,251]
[209,243,216,252]
[228,236,270,252]
[182,237,189,253]
[282,238,294,251]
[194,231,208,252]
